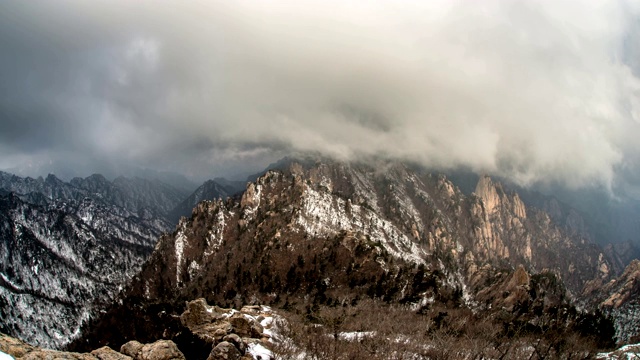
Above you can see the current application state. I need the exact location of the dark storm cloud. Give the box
[1,0,640,190]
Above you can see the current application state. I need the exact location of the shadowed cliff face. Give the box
[70,158,630,351]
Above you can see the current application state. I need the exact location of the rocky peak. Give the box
[72,157,629,350]
[167,179,242,224]
[44,174,64,186]
[240,182,261,212]
[474,175,526,219]
[148,160,610,297]
[475,175,501,214]
[601,260,640,309]
[70,174,110,195]
[508,265,531,289]
[604,242,640,275]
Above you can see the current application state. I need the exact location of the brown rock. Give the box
[213,328,228,339]
[91,346,132,360]
[180,298,221,328]
[507,265,530,290]
[222,334,246,354]
[139,340,185,360]
[239,306,260,315]
[229,314,263,338]
[0,333,35,358]
[228,315,251,337]
[120,341,144,359]
[207,342,241,360]
[240,184,260,211]
[21,349,97,359]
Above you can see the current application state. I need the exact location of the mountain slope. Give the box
[0,194,156,348]
[0,172,188,349]
[167,179,244,224]
[0,171,188,220]
[585,259,640,344]
[73,159,622,352]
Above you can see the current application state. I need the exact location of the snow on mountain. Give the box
[0,172,187,349]
[73,158,626,353]
[167,179,244,224]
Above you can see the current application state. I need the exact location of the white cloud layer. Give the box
[1,0,639,189]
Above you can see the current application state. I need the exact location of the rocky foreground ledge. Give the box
[0,299,277,360]
[0,335,186,360]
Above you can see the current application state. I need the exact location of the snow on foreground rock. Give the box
[0,299,294,360]
[179,298,282,359]
[597,343,640,360]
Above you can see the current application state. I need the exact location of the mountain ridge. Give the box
[71,158,632,354]
[0,172,188,348]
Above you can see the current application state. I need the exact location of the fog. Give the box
[1,1,639,192]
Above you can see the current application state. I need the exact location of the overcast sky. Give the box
[1,1,639,193]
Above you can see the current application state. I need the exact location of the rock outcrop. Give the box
[1,297,277,360]
[179,299,273,360]
[0,333,185,360]
[585,260,640,343]
[168,179,244,224]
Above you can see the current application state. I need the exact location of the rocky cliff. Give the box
[585,259,640,344]
[72,158,624,352]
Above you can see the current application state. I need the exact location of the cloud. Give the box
[0,0,639,190]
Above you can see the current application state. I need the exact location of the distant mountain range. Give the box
[0,171,239,348]
[2,158,639,356]
[70,158,639,356]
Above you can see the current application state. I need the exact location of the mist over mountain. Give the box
[2,2,640,356]
[2,1,640,252]
[2,1,640,194]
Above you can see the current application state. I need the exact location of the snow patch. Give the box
[175,231,186,284]
[247,343,273,360]
[0,351,15,360]
[295,184,426,264]
[410,294,435,311]
[337,331,376,341]
[188,260,200,279]
[206,210,226,256]
[597,343,640,359]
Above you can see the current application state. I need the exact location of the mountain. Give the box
[0,172,188,349]
[585,259,640,344]
[0,171,188,220]
[446,169,640,272]
[72,158,627,356]
[167,179,245,224]
[603,241,640,276]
